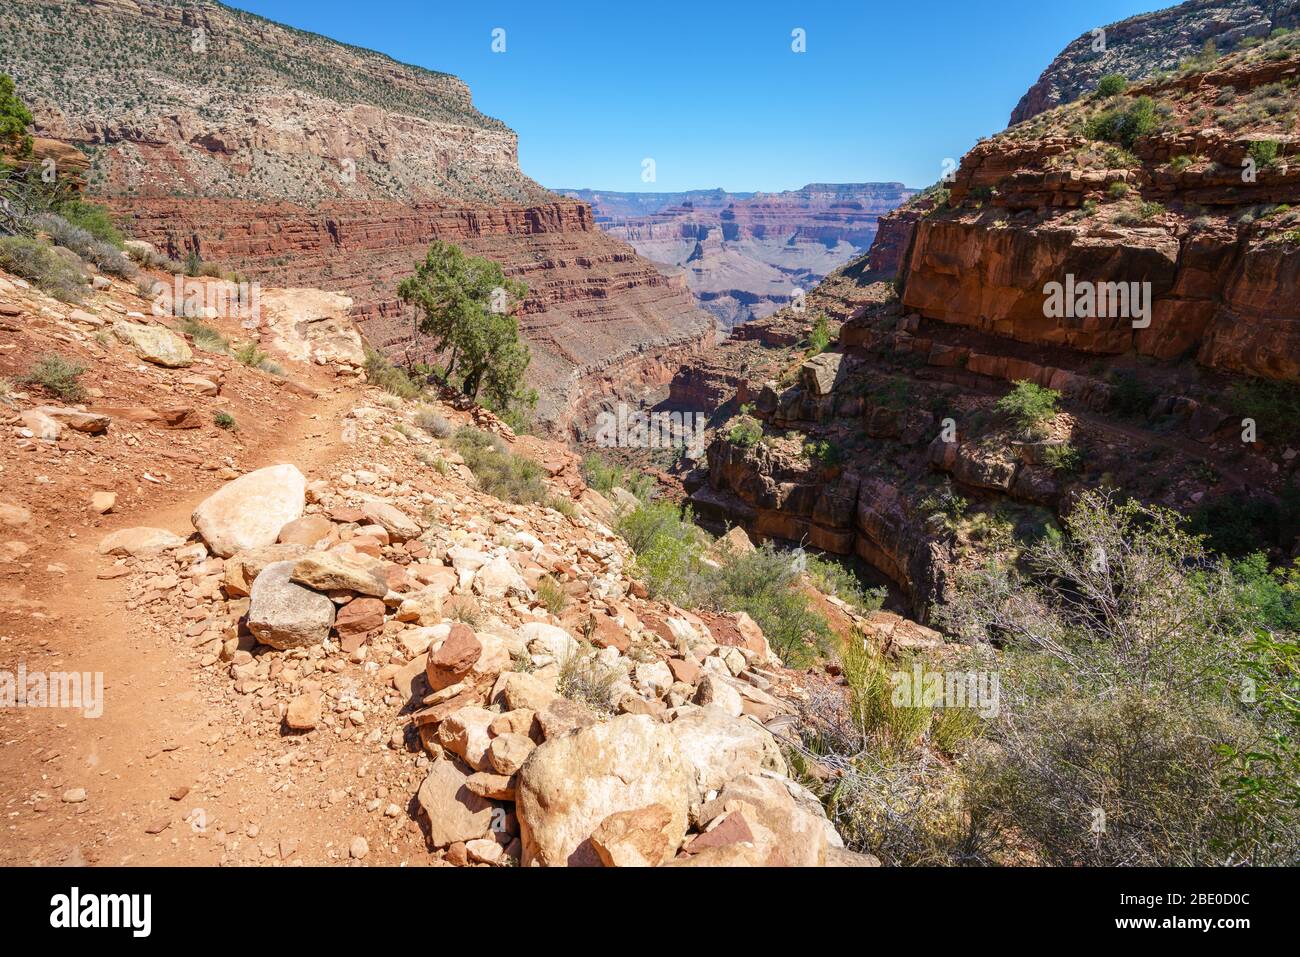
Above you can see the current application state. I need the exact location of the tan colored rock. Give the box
[465,837,506,865]
[191,464,305,558]
[291,547,388,596]
[517,714,692,867]
[20,409,60,440]
[285,692,322,730]
[98,526,185,557]
[697,772,839,867]
[395,583,449,625]
[89,491,117,515]
[668,706,787,799]
[491,670,558,712]
[488,732,535,776]
[360,501,421,542]
[113,320,193,367]
[35,406,110,433]
[277,514,334,547]
[0,501,32,527]
[465,771,516,801]
[222,542,308,597]
[435,706,496,771]
[416,758,495,848]
[695,674,744,717]
[590,804,679,867]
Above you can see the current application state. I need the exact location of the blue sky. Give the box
[226,0,1165,193]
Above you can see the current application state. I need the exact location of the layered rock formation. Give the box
[566,184,919,329]
[1010,0,1300,124]
[0,0,714,433]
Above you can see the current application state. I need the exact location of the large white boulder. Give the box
[191,464,305,558]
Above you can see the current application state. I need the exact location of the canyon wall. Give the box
[0,0,714,433]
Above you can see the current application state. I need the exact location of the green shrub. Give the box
[452,426,548,505]
[1192,484,1300,556]
[20,354,86,401]
[213,410,237,431]
[1138,200,1166,219]
[363,346,420,399]
[708,544,835,666]
[557,642,621,715]
[180,318,229,354]
[1095,73,1128,97]
[933,490,1298,865]
[1107,181,1130,198]
[1108,370,1159,419]
[0,235,85,301]
[54,201,124,248]
[727,415,764,447]
[1228,376,1300,444]
[1041,442,1081,472]
[802,437,843,466]
[230,340,282,376]
[617,500,713,607]
[1085,95,1159,148]
[1248,139,1280,167]
[804,553,886,613]
[995,380,1060,436]
[805,313,832,354]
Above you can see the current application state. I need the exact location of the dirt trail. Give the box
[0,383,430,866]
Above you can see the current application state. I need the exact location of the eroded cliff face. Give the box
[1,0,714,433]
[911,40,1300,384]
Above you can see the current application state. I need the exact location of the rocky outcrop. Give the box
[1009,0,1300,125]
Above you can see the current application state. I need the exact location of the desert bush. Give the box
[180,317,229,354]
[707,543,836,666]
[452,426,548,505]
[802,437,843,466]
[557,642,622,715]
[1085,95,1159,148]
[415,407,453,438]
[617,500,713,607]
[1041,441,1081,472]
[234,340,281,375]
[1228,376,1300,444]
[995,380,1060,436]
[0,235,85,301]
[805,313,831,354]
[933,490,1298,865]
[363,346,420,399]
[1107,181,1130,198]
[536,574,568,615]
[54,200,124,248]
[20,354,86,401]
[1248,139,1280,167]
[726,414,764,447]
[213,410,237,431]
[1095,73,1128,97]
